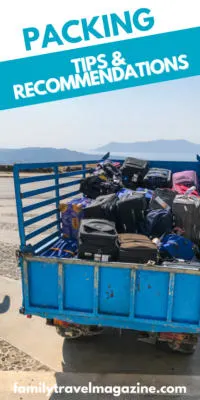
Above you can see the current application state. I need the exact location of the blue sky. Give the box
[0,75,199,151]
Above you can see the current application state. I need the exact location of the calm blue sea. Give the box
[88,152,199,162]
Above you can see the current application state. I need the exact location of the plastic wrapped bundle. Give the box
[40,238,78,258]
[60,197,91,239]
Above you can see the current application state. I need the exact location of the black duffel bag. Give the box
[80,176,105,199]
[84,193,118,221]
[80,175,123,199]
[99,160,122,179]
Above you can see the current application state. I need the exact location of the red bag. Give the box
[173,184,199,196]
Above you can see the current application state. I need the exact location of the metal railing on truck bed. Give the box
[13,157,200,254]
[13,160,102,253]
[13,157,200,335]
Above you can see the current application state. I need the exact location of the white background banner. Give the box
[0,0,199,62]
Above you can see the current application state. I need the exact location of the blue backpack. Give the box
[146,209,173,238]
[159,234,194,261]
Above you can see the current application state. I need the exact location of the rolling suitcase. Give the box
[172,195,200,244]
[143,168,172,189]
[117,192,147,233]
[172,184,199,196]
[172,170,199,188]
[84,194,118,221]
[150,188,177,210]
[78,219,119,260]
[121,157,148,187]
[119,234,157,263]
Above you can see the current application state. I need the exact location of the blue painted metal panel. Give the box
[13,161,92,252]
[59,190,80,202]
[24,209,57,227]
[19,305,200,333]
[20,173,55,184]
[28,261,59,308]
[166,273,175,322]
[21,258,200,333]
[172,274,200,324]
[134,270,170,321]
[59,169,90,179]
[19,170,90,185]
[13,159,200,334]
[13,160,100,170]
[13,166,26,247]
[22,197,57,213]
[149,160,200,174]
[22,179,81,199]
[25,220,58,241]
[99,267,130,316]
[63,264,94,312]
[13,158,200,252]
[54,166,61,235]
[32,232,60,253]
[22,184,57,198]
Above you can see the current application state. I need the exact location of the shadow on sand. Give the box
[0,295,10,314]
[49,329,200,399]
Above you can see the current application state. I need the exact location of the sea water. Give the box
[88,151,199,161]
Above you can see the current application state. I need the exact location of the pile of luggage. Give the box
[54,157,200,264]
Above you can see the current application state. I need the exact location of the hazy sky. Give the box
[0,75,199,152]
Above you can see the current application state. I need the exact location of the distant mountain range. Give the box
[0,140,199,165]
[0,147,99,165]
[95,140,200,153]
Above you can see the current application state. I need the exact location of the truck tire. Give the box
[84,326,104,336]
[168,342,197,354]
[56,325,104,339]
[56,326,82,339]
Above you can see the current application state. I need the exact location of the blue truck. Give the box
[13,158,200,354]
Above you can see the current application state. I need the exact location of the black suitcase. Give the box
[143,168,172,189]
[78,219,119,260]
[172,195,200,244]
[84,194,118,221]
[119,233,157,263]
[117,192,147,233]
[150,188,177,210]
[121,157,148,187]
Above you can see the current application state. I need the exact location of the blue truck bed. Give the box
[13,158,200,334]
